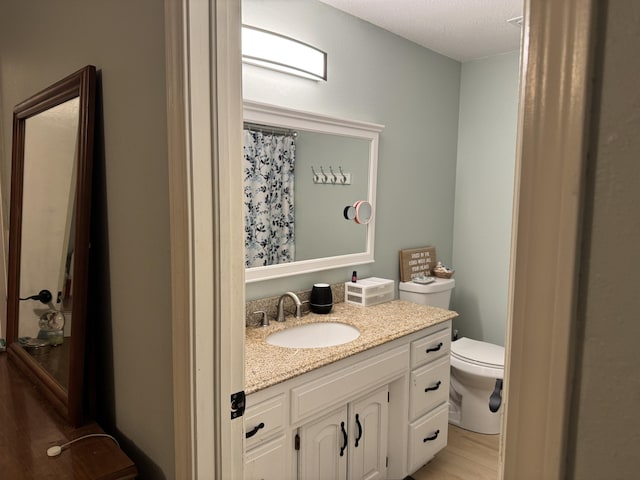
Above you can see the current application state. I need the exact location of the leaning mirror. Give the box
[6,66,96,426]
[244,101,383,282]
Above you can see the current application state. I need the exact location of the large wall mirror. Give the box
[244,101,383,282]
[6,66,96,426]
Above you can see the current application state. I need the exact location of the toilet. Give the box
[399,277,505,435]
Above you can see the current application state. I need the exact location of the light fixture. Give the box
[242,25,327,81]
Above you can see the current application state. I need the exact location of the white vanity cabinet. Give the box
[244,319,452,480]
[348,387,389,480]
[407,328,451,472]
[298,386,389,480]
[244,393,293,480]
[245,434,290,480]
[298,406,349,480]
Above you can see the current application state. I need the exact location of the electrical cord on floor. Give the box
[47,433,120,457]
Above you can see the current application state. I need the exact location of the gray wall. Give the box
[451,52,520,346]
[294,132,369,261]
[243,0,461,300]
[0,1,174,478]
[567,1,640,477]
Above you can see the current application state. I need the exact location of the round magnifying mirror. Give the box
[354,200,372,225]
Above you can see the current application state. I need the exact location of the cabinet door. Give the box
[245,434,290,480]
[348,386,389,480]
[298,406,348,480]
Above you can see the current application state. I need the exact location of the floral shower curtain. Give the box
[243,129,296,267]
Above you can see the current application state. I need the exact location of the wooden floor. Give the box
[410,425,500,480]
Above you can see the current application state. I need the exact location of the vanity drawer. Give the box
[245,393,286,448]
[407,403,449,473]
[410,328,451,369]
[409,356,450,420]
[244,434,291,480]
[290,344,409,424]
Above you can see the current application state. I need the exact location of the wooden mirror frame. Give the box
[6,66,96,426]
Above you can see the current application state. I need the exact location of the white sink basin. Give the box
[266,322,360,349]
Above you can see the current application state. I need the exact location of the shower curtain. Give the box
[243,129,296,267]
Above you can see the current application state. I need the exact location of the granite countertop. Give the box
[245,300,457,394]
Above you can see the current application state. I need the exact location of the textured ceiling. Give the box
[318,0,523,62]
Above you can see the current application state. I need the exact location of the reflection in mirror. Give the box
[243,101,383,282]
[18,97,79,389]
[6,66,96,426]
[19,98,78,338]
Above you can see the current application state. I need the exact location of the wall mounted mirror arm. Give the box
[243,101,383,282]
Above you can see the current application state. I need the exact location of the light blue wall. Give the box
[294,132,369,261]
[244,0,461,300]
[450,51,520,346]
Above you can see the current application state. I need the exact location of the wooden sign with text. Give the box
[399,247,437,282]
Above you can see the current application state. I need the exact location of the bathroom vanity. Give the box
[244,301,456,480]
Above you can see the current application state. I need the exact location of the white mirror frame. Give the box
[243,100,384,282]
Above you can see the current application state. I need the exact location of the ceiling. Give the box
[318,0,523,62]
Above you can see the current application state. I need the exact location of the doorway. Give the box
[166,0,596,478]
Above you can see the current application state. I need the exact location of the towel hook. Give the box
[329,166,337,184]
[338,166,346,184]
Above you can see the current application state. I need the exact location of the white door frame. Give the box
[165,0,597,478]
[165,0,245,478]
[501,0,596,478]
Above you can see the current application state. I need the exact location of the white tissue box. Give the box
[345,277,394,307]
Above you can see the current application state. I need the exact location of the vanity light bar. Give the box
[242,25,327,81]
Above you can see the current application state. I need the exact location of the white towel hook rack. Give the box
[312,165,352,185]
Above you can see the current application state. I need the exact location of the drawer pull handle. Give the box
[423,429,440,442]
[354,414,362,448]
[340,421,348,456]
[425,380,442,393]
[426,342,443,353]
[245,422,265,439]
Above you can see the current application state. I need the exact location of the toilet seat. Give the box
[451,337,504,378]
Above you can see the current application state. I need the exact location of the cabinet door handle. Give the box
[426,342,443,353]
[340,421,348,457]
[424,380,442,393]
[245,422,265,439]
[354,414,362,448]
[423,429,440,442]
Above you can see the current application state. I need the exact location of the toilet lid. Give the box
[451,337,505,369]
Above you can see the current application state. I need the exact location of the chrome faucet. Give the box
[276,292,302,322]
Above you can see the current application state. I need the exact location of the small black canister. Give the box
[310,283,333,314]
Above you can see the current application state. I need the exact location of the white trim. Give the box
[243,101,383,282]
[166,0,244,478]
[212,1,246,479]
[501,0,596,478]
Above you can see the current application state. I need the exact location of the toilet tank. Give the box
[398,278,455,309]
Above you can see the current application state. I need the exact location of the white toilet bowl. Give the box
[449,337,505,435]
[397,279,505,434]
